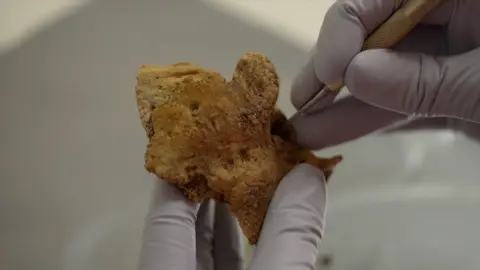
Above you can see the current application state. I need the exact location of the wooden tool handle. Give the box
[328,0,443,91]
[363,0,443,49]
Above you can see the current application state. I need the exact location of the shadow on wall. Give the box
[0,1,310,270]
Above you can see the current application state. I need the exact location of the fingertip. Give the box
[290,56,323,110]
[271,163,328,220]
[149,178,199,221]
[344,49,388,95]
[294,163,326,181]
[345,49,404,99]
[280,164,327,193]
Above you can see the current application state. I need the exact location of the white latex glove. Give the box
[195,199,244,270]
[291,0,480,149]
[138,164,327,270]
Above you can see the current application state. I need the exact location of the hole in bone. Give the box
[223,159,235,169]
[270,115,292,142]
[186,165,198,174]
[216,158,235,171]
[186,165,208,184]
[239,113,250,126]
[188,173,207,183]
[239,149,249,160]
[189,101,200,115]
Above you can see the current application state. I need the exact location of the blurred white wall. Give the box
[1,1,480,270]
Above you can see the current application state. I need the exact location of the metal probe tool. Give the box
[288,0,445,124]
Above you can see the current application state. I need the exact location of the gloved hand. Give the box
[138,164,327,270]
[291,0,480,149]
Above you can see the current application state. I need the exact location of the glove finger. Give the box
[195,200,215,270]
[139,179,199,270]
[313,0,453,86]
[248,164,327,270]
[345,47,480,123]
[291,54,339,112]
[213,202,245,270]
[292,96,405,149]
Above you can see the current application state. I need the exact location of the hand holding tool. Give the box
[288,0,445,123]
